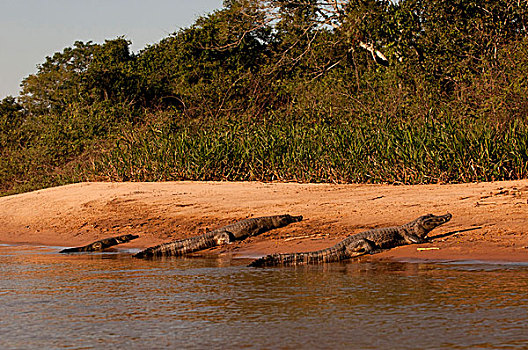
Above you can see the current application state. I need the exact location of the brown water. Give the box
[1,244,528,349]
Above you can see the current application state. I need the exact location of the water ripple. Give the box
[1,245,528,349]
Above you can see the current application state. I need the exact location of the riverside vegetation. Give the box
[1,0,527,196]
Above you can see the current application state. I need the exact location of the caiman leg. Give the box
[402,231,431,244]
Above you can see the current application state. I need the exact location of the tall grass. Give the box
[94,116,528,185]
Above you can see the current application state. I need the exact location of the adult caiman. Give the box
[60,234,139,253]
[249,213,452,267]
[134,214,303,259]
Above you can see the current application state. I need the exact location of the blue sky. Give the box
[0,0,224,98]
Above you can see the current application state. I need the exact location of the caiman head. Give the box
[406,213,452,238]
[273,214,303,227]
[115,234,140,243]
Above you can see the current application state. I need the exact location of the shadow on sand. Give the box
[429,226,482,240]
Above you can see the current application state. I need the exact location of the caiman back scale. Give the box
[134,214,303,259]
[249,213,452,267]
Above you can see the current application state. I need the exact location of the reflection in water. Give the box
[1,245,528,349]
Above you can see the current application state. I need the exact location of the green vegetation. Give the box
[98,115,528,184]
[1,0,528,195]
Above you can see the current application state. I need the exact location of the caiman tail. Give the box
[134,230,228,258]
[249,242,367,267]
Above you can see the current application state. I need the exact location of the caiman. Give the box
[249,213,452,267]
[134,214,303,259]
[60,234,139,253]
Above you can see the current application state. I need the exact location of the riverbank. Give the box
[1,181,527,262]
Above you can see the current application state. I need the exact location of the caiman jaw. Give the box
[436,213,452,224]
[423,213,452,232]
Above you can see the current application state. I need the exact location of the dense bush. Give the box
[1,0,527,195]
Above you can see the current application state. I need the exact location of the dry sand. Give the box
[1,180,528,262]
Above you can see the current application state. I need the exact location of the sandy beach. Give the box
[1,180,527,262]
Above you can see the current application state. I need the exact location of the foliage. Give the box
[0,96,24,148]
[2,0,528,195]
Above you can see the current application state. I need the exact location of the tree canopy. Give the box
[15,0,528,120]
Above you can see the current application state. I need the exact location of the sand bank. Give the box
[1,181,527,262]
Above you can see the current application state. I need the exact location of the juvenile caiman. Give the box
[249,213,452,267]
[134,214,303,259]
[60,234,139,253]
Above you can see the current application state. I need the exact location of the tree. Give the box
[0,96,24,149]
[20,41,97,115]
[82,38,138,104]
[135,2,273,117]
[20,39,141,114]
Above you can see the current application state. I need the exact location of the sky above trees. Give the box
[0,0,223,98]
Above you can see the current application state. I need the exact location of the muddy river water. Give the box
[1,244,527,349]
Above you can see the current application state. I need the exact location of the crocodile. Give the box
[249,213,452,267]
[60,234,139,253]
[134,214,303,259]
